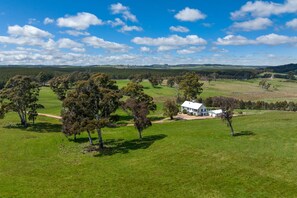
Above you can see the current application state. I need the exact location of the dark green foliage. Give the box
[62,73,121,148]
[36,72,54,86]
[0,75,43,127]
[205,96,297,111]
[148,76,163,88]
[166,77,175,87]
[163,100,179,120]
[179,73,203,101]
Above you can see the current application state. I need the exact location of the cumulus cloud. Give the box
[57,12,103,30]
[107,18,126,27]
[286,18,297,29]
[231,0,297,20]
[140,46,151,52]
[110,3,137,22]
[119,25,143,32]
[82,36,130,52]
[175,7,206,22]
[8,25,52,38]
[132,35,207,46]
[216,33,297,45]
[62,30,90,37]
[57,38,85,52]
[231,17,273,31]
[44,17,54,25]
[169,26,189,33]
[177,46,205,54]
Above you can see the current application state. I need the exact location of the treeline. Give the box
[205,96,297,111]
[0,66,262,84]
[267,63,297,73]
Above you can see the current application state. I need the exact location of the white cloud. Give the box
[57,12,103,30]
[231,18,273,31]
[231,0,297,20]
[140,46,151,52]
[119,25,143,32]
[44,17,54,25]
[157,46,179,52]
[82,36,130,52]
[62,30,90,36]
[286,18,297,29]
[57,38,84,52]
[177,46,205,54]
[110,3,137,22]
[107,18,126,27]
[132,35,207,47]
[175,7,206,22]
[8,25,52,38]
[169,26,189,33]
[216,33,297,46]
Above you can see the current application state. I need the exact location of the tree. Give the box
[123,98,152,139]
[36,72,54,86]
[163,100,179,120]
[288,71,296,80]
[166,77,175,87]
[148,76,163,88]
[122,82,156,139]
[0,75,43,127]
[62,73,121,148]
[129,74,143,83]
[49,75,71,100]
[179,73,204,101]
[216,97,237,136]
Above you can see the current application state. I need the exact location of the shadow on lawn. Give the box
[234,131,255,137]
[4,122,61,133]
[90,134,167,157]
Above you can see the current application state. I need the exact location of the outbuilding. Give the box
[181,101,208,116]
[208,109,223,117]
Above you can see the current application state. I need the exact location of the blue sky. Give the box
[0,0,297,66]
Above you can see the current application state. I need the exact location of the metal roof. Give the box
[181,101,204,110]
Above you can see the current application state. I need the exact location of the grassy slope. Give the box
[39,78,297,117]
[1,111,297,197]
[1,79,297,197]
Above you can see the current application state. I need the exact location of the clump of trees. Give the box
[61,73,121,149]
[0,75,44,127]
[259,79,271,90]
[148,76,163,88]
[163,100,179,120]
[205,96,297,112]
[122,82,156,139]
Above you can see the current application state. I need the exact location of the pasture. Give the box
[1,78,297,197]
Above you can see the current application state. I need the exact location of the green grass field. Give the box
[1,78,297,197]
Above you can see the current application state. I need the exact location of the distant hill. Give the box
[267,63,297,73]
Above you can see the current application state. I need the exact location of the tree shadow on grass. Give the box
[91,134,167,157]
[234,131,255,137]
[4,122,61,133]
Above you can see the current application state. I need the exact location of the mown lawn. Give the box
[1,111,297,197]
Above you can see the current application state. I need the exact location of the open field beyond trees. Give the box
[1,78,297,197]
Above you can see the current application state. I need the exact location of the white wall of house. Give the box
[181,101,208,116]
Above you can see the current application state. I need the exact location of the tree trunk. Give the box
[97,128,104,149]
[138,129,143,140]
[74,134,77,142]
[87,130,93,145]
[228,120,235,136]
[170,115,173,120]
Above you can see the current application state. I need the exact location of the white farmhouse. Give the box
[208,109,223,117]
[181,101,208,116]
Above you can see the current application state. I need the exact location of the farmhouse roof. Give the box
[181,101,204,110]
